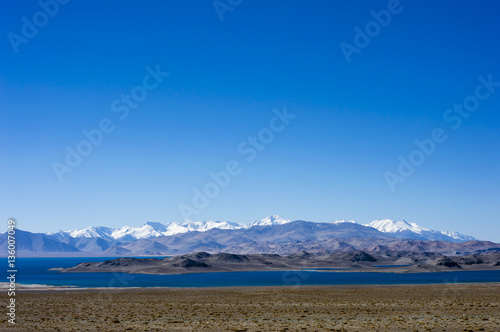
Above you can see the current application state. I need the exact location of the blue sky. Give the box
[1,1,499,241]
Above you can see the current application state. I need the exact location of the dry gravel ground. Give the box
[1,284,499,331]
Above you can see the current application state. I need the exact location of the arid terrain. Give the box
[2,284,499,331]
[59,251,500,275]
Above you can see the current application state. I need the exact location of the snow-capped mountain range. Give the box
[2,216,489,257]
[337,218,475,242]
[49,215,291,241]
[365,219,476,242]
[48,215,475,243]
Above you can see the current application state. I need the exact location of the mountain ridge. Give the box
[0,218,491,257]
[47,215,474,243]
[60,251,500,275]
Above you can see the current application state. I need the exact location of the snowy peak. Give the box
[364,219,430,234]
[248,215,291,227]
[439,230,476,242]
[144,222,169,232]
[68,226,114,239]
[331,220,357,225]
[364,219,476,243]
[128,223,168,239]
[180,220,243,232]
[110,225,137,240]
[47,230,73,240]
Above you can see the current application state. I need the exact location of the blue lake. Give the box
[2,257,500,288]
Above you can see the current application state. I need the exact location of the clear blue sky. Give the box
[1,1,499,241]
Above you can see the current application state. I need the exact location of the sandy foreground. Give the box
[1,284,499,331]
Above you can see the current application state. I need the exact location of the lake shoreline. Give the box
[7,281,500,292]
[59,265,500,274]
[6,255,500,288]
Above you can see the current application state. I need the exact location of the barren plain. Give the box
[2,284,499,331]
